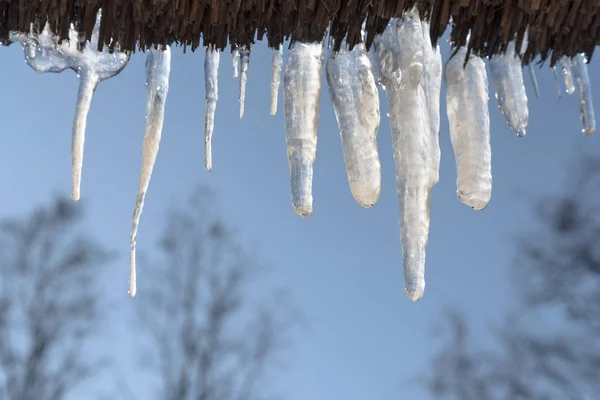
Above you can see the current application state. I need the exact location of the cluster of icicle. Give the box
[6,9,596,301]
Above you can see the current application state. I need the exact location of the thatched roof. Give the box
[1,0,598,65]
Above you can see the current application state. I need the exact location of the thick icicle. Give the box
[374,12,433,302]
[445,43,492,211]
[528,64,540,99]
[489,41,528,136]
[559,57,575,95]
[204,47,220,171]
[232,48,240,78]
[283,40,325,217]
[326,40,381,208]
[552,66,562,100]
[239,46,250,119]
[421,21,442,185]
[270,46,283,116]
[130,46,172,298]
[571,54,596,135]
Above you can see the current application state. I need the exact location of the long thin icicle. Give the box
[283,40,324,217]
[326,40,381,208]
[270,46,283,116]
[421,21,442,185]
[130,46,172,298]
[374,12,432,302]
[445,43,492,211]
[232,48,240,78]
[489,41,528,136]
[559,57,575,95]
[528,64,540,99]
[571,54,596,135]
[239,46,250,119]
[204,47,220,171]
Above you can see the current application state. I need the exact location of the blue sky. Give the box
[0,39,598,400]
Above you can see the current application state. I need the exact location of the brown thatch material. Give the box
[0,0,598,65]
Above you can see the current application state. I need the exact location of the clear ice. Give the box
[421,21,442,185]
[326,39,381,208]
[270,46,283,116]
[444,42,492,211]
[528,64,540,99]
[204,46,220,171]
[571,54,596,135]
[239,46,250,119]
[12,11,128,201]
[283,40,325,217]
[552,66,562,100]
[374,11,433,302]
[559,57,575,95]
[489,41,529,136]
[129,45,172,298]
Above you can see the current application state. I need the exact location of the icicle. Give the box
[445,43,492,211]
[326,40,381,208]
[239,46,250,119]
[489,41,528,136]
[204,46,220,171]
[559,57,575,95]
[571,54,596,135]
[552,66,562,100]
[270,46,283,116]
[283,40,325,217]
[528,64,540,99]
[232,48,240,79]
[129,46,171,298]
[421,21,442,185]
[374,12,433,302]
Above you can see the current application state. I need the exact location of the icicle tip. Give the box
[405,281,425,302]
[129,248,137,298]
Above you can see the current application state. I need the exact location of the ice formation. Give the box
[489,41,528,136]
[129,46,172,297]
[204,46,220,171]
[3,10,597,301]
[326,39,381,209]
[283,40,325,217]
[445,38,492,211]
[12,12,129,201]
[374,11,435,302]
[270,46,283,115]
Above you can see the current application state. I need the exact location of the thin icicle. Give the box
[374,12,432,302]
[552,66,562,100]
[326,40,381,208]
[130,46,172,298]
[571,54,596,135]
[204,47,220,171]
[489,41,528,136]
[445,43,492,211]
[421,21,442,185]
[528,64,540,99]
[283,40,325,217]
[232,48,240,78]
[239,46,250,119]
[270,46,283,116]
[559,57,575,95]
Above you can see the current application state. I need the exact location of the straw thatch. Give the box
[0,0,598,65]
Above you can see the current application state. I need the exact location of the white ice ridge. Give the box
[270,46,283,116]
[571,54,596,135]
[374,10,433,302]
[421,21,442,185]
[239,46,250,119]
[445,40,492,211]
[326,39,381,209]
[11,11,129,201]
[489,41,529,136]
[129,45,172,298]
[283,40,324,217]
[204,46,220,171]
[232,47,240,78]
[559,56,575,95]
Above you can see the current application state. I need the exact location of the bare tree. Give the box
[137,187,297,400]
[424,157,600,400]
[0,197,112,400]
